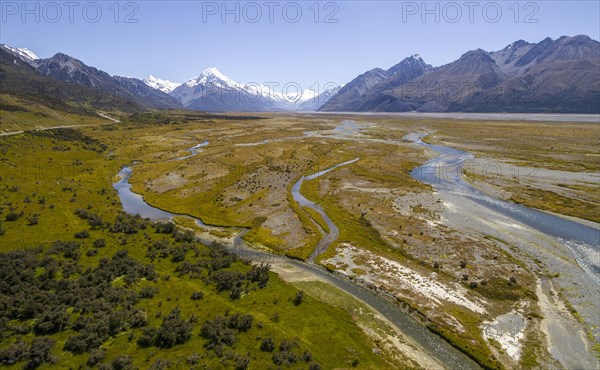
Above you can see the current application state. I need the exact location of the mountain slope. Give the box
[321,55,432,112]
[496,35,600,113]
[488,40,535,75]
[0,47,141,114]
[35,53,181,109]
[386,54,432,81]
[386,49,509,112]
[319,68,391,111]
[321,35,600,113]
[113,76,182,109]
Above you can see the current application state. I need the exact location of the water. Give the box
[112,139,209,224]
[175,140,209,160]
[291,158,359,261]
[304,158,360,181]
[113,167,173,221]
[112,166,211,230]
[409,134,600,281]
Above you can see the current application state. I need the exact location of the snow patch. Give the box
[143,75,180,93]
[1,44,39,62]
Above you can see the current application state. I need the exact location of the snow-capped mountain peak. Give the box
[171,67,341,111]
[186,67,238,88]
[0,44,39,63]
[201,67,227,80]
[143,75,180,93]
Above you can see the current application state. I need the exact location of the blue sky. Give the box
[1,1,599,92]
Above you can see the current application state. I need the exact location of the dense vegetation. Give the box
[0,210,330,369]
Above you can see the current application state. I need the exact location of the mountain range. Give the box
[33,53,181,110]
[1,35,598,114]
[320,35,600,113]
[0,45,142,114]
[169,67,341,112]
[0,44,180,111]
[0,44,339,112]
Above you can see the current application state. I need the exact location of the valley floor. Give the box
[1,111,598,369]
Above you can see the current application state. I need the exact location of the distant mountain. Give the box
[0,42,336,112]
[494,35,600,113]
[170,67,278,111]
[35,53,181,109]
[169,67,335,111]
[35,53,118,90]
[321,35,600,113]
[488,40,534,75]
[322,55,432,112]
[321,68,391,112]
[143,75,180,94]
[4,36,596,114]
[297,85,342,111]
[0,47,141,114]
[0,44,39,65]
[113,76,183,110]
[387,49,509,112]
